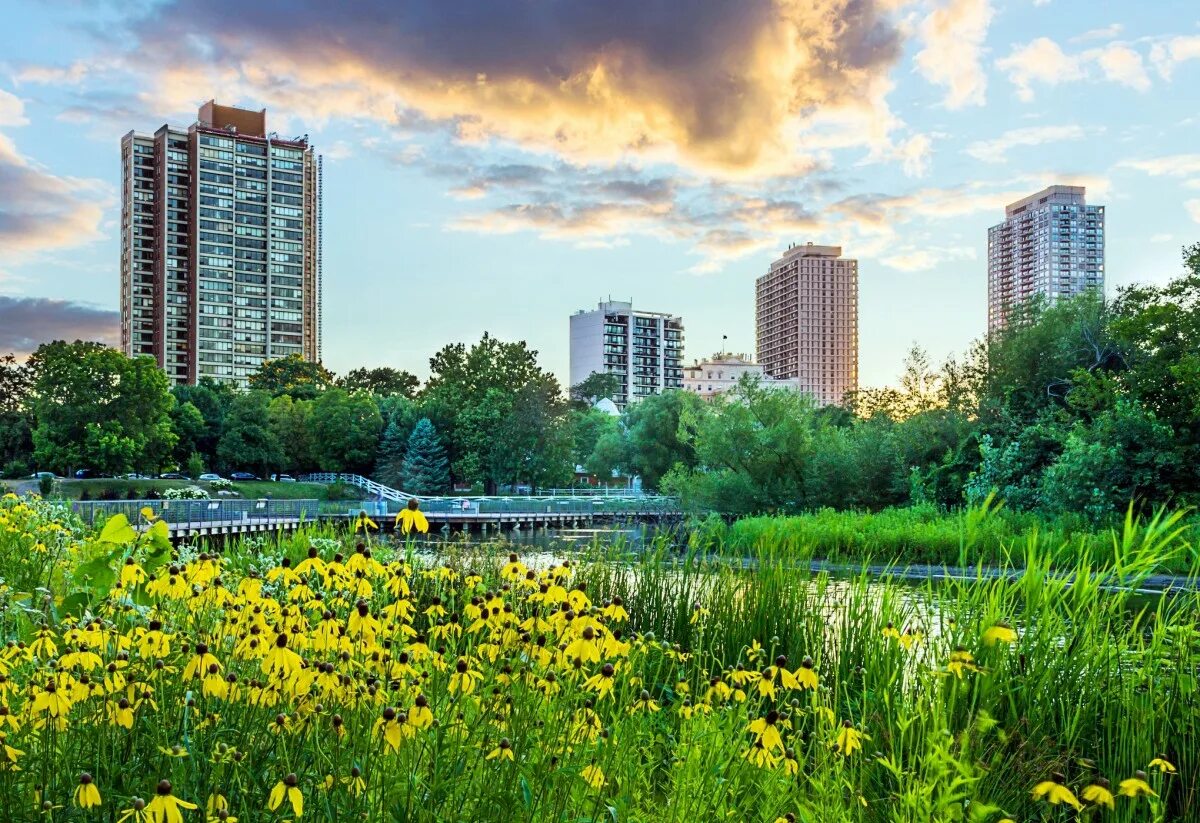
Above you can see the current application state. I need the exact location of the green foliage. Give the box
[338,366,420,398]
[217,391,283,476]
[168,401,207,464]
[248,353,334,400]
[619,389,700,489]
[184,452,205,481]
[570,370,623,407]
[38,474,53,497]
[309,388,384,474]
[28,341,177,475]
[401,418,450,494]
[267,394,315,472]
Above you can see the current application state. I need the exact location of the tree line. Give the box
[3,243,1198,517]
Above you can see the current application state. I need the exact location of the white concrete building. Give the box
[569,300,684,410]
[682,353,804,399]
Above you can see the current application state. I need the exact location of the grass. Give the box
[28,478,335,501]
[0,495,1195,821]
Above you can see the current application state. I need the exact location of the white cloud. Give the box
[1092,44,1151,91]
[964,124,1085,163]
[894,133,933,177]
[1150,35,1200,79]
[880,245,976,272]
[997,38,1152,100]
[1187,200,1200,225]
[1071,24,1123,44]
[1150,233,1174,243]
[1119,154,1200,177]
[996,37,1084,101]
[0,90,28,127]
[913,0,994,108]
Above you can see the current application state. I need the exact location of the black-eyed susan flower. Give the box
[748,710,785,754]
[74,773,101,809]
[1118,771,1156,798]
[1032,773,1083,810]
[583,662,617,700]
[395,499,429,535]
[486,737,515,761]
[267,773,303,817]
[1148,755,1176,774]
[145,780,198,823]
[1081,778,1115,809]
[982,623,1017,646]
[116,797,149,823]
[629,689,660,714]
[793,656,819,691]
[581,762,605,790]
[834,720,867,756]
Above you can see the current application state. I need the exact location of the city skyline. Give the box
[1,2,1199,389]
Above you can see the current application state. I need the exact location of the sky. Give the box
[0,0,1198,389]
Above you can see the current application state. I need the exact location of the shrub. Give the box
[126,487,142,500]
[78,488,91,501]
[38,475,53,497]
[162,485,209,500]
[210,478,234,491]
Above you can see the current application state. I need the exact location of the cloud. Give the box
[1119,154,1200,177]
[0,133,108,258]
[0,296,119,357]
[0,90,29,127]
[1150,35,1200,80]
[1093,44,1150,91]
[913,0,994,108]
[880,244,975,272]
[1071,24,1122,44]
[995,37,1085,101]
[1150,233,1174,243]
[996,38,1151,100]
[21,0,911,178]
[1187,200,1200,225]
[964,124,1086,163]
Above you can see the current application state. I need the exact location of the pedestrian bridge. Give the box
[70,490,681,540]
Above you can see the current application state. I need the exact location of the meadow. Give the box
[0,492,1194,821]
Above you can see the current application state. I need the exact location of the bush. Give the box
[78,488,91,501]
[325,482,359,501]
[145,488,161,500]
[127,487,142,500]
[162,485,209,500]
[38,475,53,498]
[2,459,30,479]
[210,478,234,491]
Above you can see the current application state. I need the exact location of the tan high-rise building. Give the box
[755,243,858,406]
[120,100,322,385]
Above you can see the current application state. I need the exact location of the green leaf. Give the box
[98,513,137,545]
[59,592,92,619]
[520,776,532,808]
[147,518,171,549]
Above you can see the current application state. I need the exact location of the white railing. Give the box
[300,473,414,501]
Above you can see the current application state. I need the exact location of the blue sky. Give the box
[1,0,1198,388]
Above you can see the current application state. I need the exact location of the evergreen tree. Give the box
[401,418,450,495]
[375,418,409,488]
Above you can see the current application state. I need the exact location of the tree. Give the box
[267,395,315,473]
[217,391,283,477]
[570,371,622,409]
[172,379,235,467]
[0,353,33,476]
[0,354,31,414]
[423,333,571,492]
[338,367,421,398]
[169,402,207,465]
[401,418,450,494]
[248,354,334,400]
[570,408,620,471]
[309,389,384,474]
[621,389,702,489]
[374,396,421,487]
[28,342,176,475]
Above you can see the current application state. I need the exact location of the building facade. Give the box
[569,300,684,410]
[682,353,804,399]
[755,243,858,406]
[120,100,322,385]
[987,185,1105,334]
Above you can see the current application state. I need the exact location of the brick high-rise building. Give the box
[120,100,322,385]
[987,185,1105,334]
[755,243,858,406]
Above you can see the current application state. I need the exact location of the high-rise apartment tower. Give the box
[987,185,1104,333]
[569,300,684,410]
[120,100,322,385]
[755,243,858,406]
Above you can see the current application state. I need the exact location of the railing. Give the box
[323,495,679,518]
[71,498,318,530]
[300,473,413,501]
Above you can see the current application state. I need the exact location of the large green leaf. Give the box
[98,513,137,545]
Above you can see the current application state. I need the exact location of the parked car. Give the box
[198,473,222,482]
[159,472,190,480]
[30,471,56,480]
[74,469,99,479]
[272,473,297,483]
[123,472,152,480]
[229,471,259,482]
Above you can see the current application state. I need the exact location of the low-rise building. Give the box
[682,353,804,399]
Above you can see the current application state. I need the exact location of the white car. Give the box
[199,473,222,482]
